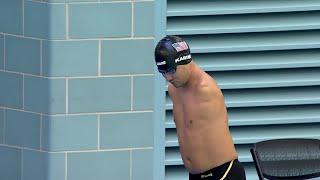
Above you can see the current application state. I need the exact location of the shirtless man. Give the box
[154,35,246,180]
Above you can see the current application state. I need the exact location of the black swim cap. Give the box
[154,35,192,73]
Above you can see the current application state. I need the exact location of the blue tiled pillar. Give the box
[0,0,156,179]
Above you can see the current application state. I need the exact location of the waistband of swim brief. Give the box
[189,159,238,179]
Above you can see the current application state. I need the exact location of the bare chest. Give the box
[173,94,220,129]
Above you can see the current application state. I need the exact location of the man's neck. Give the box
[180,62,200,90]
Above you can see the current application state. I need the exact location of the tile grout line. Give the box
[52,36,154,41]
[0,143,47,152]
[22,0,25,36]
[130,150,132,180]
[0,69,49,78]
[3,33,45,41]
[0,106,153,116]
[66,3,69,40]
[67,73,154,78]
[66,78,69,114]
[65,152,68,180]
[21,149,24,180]
[40,114,42,150]
[1,107,43,116]
[0,143,153,153]
[131,1,134,37]
[3,35,6,70]
[49,147,154,153]
[98,40,101,76]
[3,109,6,144]
[22,74,25,110]
[2,32,154,41]
[40,40,43,76]
[0,69,154,79]
[32,0,154,5]
[97,114,100,150]
[131,76,133,111]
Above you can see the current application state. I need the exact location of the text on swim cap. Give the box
[157,61,166,66]
[175,54,191,63]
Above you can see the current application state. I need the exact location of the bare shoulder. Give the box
[195,73,221,100]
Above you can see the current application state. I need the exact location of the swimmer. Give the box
[154,35,246,180]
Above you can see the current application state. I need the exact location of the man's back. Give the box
[168,64,238,174]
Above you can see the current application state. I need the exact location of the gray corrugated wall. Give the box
[164,0,320,179]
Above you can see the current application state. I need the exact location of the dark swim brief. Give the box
[189,159,246,180]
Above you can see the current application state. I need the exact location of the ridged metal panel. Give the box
[165,0,320,179]
[167,11,320,35]
[190,49,320,71]
[166,105,320,127]
[167,0,320,16]
[177,30,320,53]
[165,123,320,146]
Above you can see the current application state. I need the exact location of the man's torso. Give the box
[169,71,238,174]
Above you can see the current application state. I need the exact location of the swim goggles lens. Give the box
[160,68,176,75]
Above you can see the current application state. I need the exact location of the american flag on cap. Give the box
[171,41,189,52]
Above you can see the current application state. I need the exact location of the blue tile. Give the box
[45,0,66,2]
[22,150,65,180]
[5,109,40,149]
[0,0,23,34]
[0,71,23,108]
[43,40,98,77]
[68,151,130,180]
[47,153,65,180]
[0,109,4,144]
[101,39,154,74]
[0,35,3,70]
[42,115,98,151]
[67,0,98,2]
[0,146,21,180]
[132,149,153,180]
[24,76,65,114]
[6,35,40,74]
[133,76,154,110]
[69,3,131,38]
[134,2,155,37]
[100,112,153,148]
[24,1,66,40]
[100,0,126,2]
[69,77,130,113]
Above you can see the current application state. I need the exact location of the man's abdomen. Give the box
[178,124,238,174]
